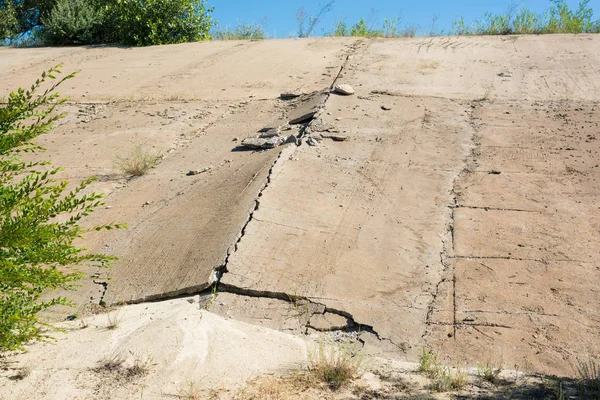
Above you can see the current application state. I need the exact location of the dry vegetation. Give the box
[114,143,163,177]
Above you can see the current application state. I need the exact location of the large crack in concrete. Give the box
[101,39,407,353]
[422,99,483,341]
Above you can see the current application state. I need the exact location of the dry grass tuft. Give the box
[418,347,468,392]
[106,309,123,330]
[307,342,363,391]
[115,143,163,177]
[477,359,503,384]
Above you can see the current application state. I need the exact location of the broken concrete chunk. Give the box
[306,136,319,146]
[289,110,317,125]
[258,127,281,138]
[308,312,351,332]
[241,136,284,150]
[320,133,348,142]
[333,84,355,95]
[187,166,213,176]
[280,90,303,100]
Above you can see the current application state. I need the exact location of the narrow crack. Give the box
[454,205,542,213]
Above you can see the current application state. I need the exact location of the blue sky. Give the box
[211,0,600,37]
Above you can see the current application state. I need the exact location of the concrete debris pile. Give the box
[241,125,298,150]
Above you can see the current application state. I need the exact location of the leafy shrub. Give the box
[43,0,105,45]
[0,65,123,351]
[102,0,214,46]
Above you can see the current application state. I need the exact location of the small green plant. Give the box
[308,342,363,391]
[419,347,440,378]
[477,359,503,384]
[115,143,162,177]
[332,19,348,37]
[576,358,600,398]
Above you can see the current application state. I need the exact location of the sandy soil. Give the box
[0,35,598,398]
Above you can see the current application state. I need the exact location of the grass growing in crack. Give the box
[114,143,163,177]
[307,342,363,391]
[477,359,503,384]
[576,358,600,398]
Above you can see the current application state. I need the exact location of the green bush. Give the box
[43,0,105,45]
[102,0,214,46]
[0,65,123,351]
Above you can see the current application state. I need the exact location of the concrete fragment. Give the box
[241,136,285,150]
[333,84,355,95]
[258,127,281,138]
[187,166,213,176]
[308,312,351,331]
[306,136,319,146]
[320,133,348,141]
[280,90,303,100]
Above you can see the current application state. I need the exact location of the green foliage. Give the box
[349,18,382,37]
[102,0,214,46]
[213,20,267,40]
[332,19,348,37]
[331,15,418,38]
[453,0,599,35]
[0,3,19,39]
[0,65,123,351]
[42,0,105,45]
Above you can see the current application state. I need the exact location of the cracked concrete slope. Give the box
[219,35,600,375]
[221,40,475,355]
[2,35,599,377]
[0,38,358,305]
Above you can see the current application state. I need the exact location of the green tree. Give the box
[0,65,123,351]
[102,0,214,46]
[43,0,106,45]
[0,0,58,38]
